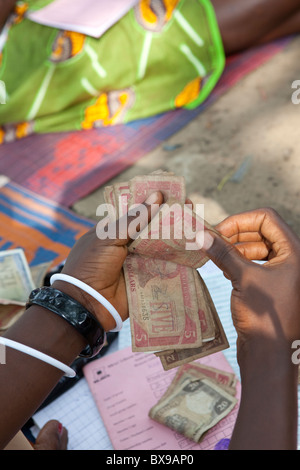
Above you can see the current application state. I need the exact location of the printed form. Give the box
[83,347,241,450]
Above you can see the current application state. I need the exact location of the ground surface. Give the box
[74,36,300,234]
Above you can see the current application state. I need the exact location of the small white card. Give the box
[28,0,139,38]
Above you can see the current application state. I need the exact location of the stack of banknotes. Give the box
[149,362,237,443]
[104,171,229,370]
[0,248,50,333]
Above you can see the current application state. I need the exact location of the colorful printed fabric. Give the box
[0,0,225,143]
[0,179,93,267]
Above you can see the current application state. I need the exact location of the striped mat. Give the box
[0,178,93,267]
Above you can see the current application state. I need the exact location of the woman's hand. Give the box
[52,191,163,331]
[198,207,300,358]
[198,207,300,450]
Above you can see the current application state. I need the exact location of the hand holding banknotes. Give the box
[52,191,164,332]
[198,207,300,450]
[0,190,165,449]
[1,172,300,451]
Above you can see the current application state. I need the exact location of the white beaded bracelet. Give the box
[0,337,76,378]
[50,273,123,333]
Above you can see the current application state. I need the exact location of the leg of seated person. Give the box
[258,10,300,44]
[0,0,17,28]
[211,0,300,54]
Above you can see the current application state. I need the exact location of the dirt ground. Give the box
[74,36,300,235]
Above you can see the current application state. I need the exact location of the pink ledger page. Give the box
[27,0,139,38]
[83,347,241,450]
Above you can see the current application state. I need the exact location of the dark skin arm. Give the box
[198,208,300,449]
[0,192,163,449]
[1,306,86,449]
[211,0,300,54]
[0,0,16,29]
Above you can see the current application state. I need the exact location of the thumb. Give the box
[33,420,68,450]
[197,230,247,283]
[114,191,164,244]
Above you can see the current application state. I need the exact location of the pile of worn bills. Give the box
[104,171,229,370]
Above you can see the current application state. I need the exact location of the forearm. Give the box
[0,0,17,28]
[0,305,86,449]
[230,344,298,450]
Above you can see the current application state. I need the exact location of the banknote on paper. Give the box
[0,260,51,332]
[104,171,229,363]
[169,363,237,398]
[149,365,237,443]
[0,249,35,305]
[30,261,52,289]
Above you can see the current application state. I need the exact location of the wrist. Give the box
[51,279,116,332]
[237,337,298,383]
[6,304,86,366]
[231,339,298,450]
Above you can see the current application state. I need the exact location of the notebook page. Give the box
[33,378,113,450]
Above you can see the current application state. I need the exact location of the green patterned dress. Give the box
[0,0,225,143]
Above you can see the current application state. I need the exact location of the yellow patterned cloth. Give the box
[0,0,225,143]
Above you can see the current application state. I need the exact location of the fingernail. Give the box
[58,422,63,435]
[145,192,159,205]
[197,230,214,251]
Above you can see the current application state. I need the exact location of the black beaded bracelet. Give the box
[26,287,106,358]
